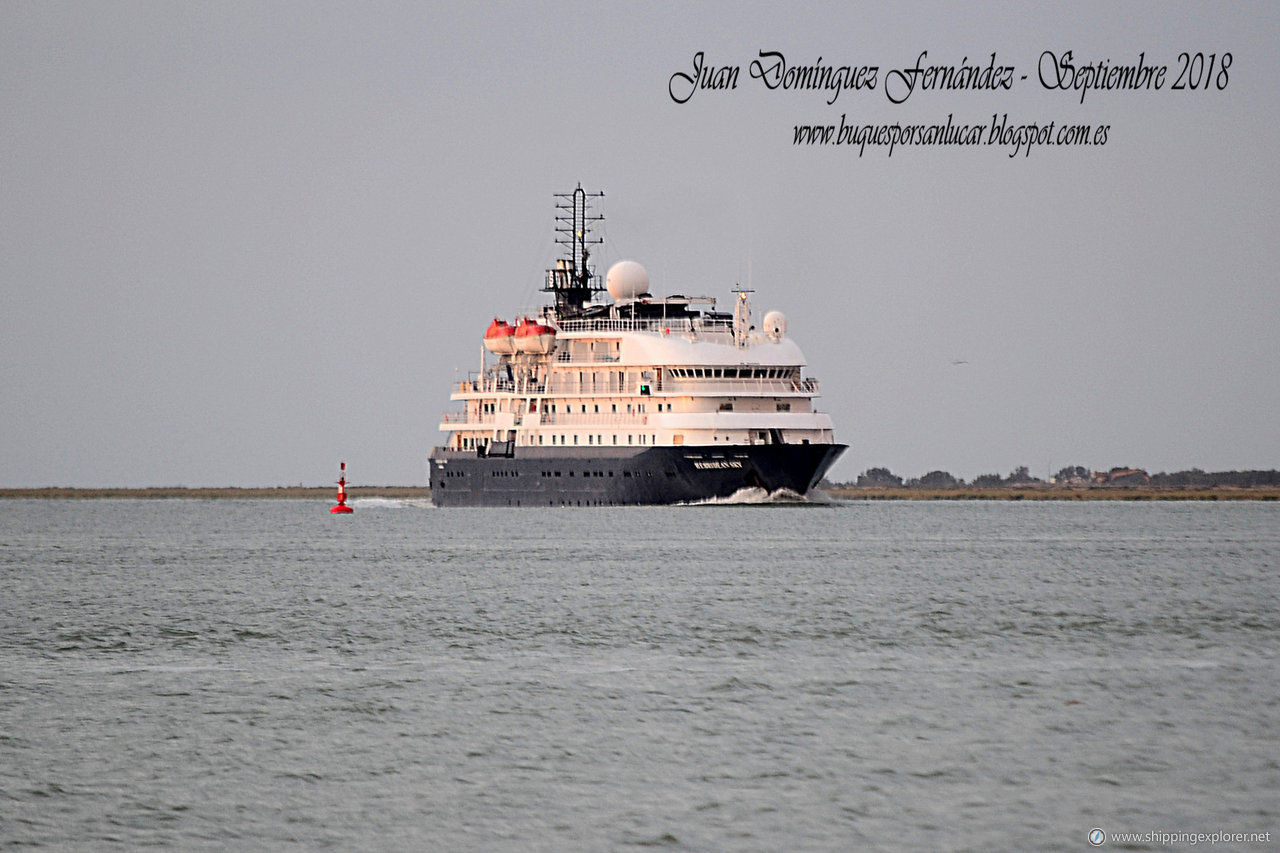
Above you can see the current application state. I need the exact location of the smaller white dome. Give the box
[763,310,787,341]
[605,260,650,301]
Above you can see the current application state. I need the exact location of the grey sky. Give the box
[2,2,1277,487]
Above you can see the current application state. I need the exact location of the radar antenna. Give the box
[546,185,604,315]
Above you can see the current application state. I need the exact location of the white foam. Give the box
[683,487,819,506]
[350,497,435,509]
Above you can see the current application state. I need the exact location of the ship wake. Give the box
[683,487,830,506]
[350,497,435,509]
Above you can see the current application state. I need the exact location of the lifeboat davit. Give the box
[514,317,557,354]
[483,318,516,355]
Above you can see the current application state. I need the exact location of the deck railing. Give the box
[555,317,734,335]
[453,376,819,397]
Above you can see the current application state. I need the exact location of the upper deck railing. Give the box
[555,316,734,336]
[451,376,820,397]
[669,377,820,395]
[439,410,651,427]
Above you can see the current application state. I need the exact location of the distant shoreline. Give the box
[1,485,1277,501]
[824,486,1280,501]
[0,486,431,500]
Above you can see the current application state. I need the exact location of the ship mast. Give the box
[546,185,604,316]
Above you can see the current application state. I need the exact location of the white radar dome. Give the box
[605,260,650,301]
[763,310,787,341]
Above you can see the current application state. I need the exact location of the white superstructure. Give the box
[440,282,837,455]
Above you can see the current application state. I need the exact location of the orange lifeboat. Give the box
[514,317,557,354]
[483,318,516,355]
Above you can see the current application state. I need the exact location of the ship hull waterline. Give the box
[428,443,846,507]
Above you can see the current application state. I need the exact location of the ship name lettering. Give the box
[693,460,743,469]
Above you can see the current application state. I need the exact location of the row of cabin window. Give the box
[552,367,795,382]
[477,402,675,414]
[448,470,655,479]
[539,470,654,478]
[457,430,814,451]
[715,402,792,411]
[670,367,796,379]
[544,402,666,413]
[546,434,655,446]
[457,435,656,449]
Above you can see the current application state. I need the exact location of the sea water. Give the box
[1,499,1277,851]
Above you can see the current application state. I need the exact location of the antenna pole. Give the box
[547,185,604,315]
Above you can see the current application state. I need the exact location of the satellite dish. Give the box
[605,260,650,301]
[763,310,787,341]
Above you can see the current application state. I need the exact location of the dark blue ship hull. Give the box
[428,443,846,507]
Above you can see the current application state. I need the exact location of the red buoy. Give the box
[330,461,354,514]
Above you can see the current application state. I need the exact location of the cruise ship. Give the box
[428,187,846,506]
